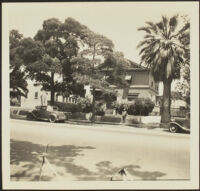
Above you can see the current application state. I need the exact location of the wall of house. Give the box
[131,70,149,85]
[129,88,156,103]
[148,72,159,93]
[21,82,51,108]
[116,88,157,103]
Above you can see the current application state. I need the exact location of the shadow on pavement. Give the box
[10,139,95,181]
[10,139,166,181]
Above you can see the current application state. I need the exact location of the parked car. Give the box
[169,113,190,133]
[30,105,67,123]
[10,107,33,120]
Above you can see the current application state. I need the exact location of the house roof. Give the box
[126,59,147,69]
[100,59,148,72]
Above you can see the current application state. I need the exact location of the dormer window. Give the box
[34,92,38,99]
[125,75,132,83]
[103,75,109,79]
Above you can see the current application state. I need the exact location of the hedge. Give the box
[52,101,81,113]
[95,115,121,123]
[69,112,87,120]
[112,98,155,116]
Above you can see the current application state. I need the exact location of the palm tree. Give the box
[137,15,189,126]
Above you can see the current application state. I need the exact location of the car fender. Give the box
[30,111,40,120]
[49,113,58,119]
[170,121,190,132]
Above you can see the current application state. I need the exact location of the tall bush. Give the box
[114,98,155,116]
[76,97,92,113]
[127,98,155,116]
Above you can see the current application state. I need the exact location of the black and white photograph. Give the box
[2,1,199,190]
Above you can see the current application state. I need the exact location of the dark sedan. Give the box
[169,113,190,133]
[30,105,67,123]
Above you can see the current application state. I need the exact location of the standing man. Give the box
[41,90,48,106]
[122,105,128,123]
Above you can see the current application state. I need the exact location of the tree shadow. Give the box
[77,161,166,181]
[10,139,95,181]
[10,139,166,181]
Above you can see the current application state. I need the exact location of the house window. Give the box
[128,93,138,101]
[151,81,154,87]
[34,92,38,99]
[125,75,132,83]
[155,85,158,91]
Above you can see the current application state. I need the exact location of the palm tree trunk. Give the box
[91,87,96,122]
[161,78,172,127]
[50,72,55,106]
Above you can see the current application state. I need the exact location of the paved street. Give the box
[10,119,190,181]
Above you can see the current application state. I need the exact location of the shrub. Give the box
[127,98,155,116]
[94,100,106,116]
[96,115,121,123]
[95,110,105,116]
[114,98,155,116]
[69,112,87,120]
[76,97,92,113]
[113,102,128,114]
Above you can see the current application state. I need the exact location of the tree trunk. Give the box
[91,87,96,122]
[50,72,55,106]
[160,78,172,128]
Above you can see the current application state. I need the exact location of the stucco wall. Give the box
[21,82,50,108]
[116,88,157,103]
[131,70,149,85]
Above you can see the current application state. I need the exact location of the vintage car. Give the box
[10,107,33,120]
[169,113,190,133]
[30,105,67,123]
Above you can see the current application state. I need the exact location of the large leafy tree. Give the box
[33,18,87,103]
[137,15,190,125]
[58,18,87,98]
[10,30,28,98]
[71,30,115,121]
[29,18,64,105]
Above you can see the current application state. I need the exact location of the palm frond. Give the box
[137,27,151,34]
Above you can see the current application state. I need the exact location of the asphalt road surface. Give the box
[10,119,190,181]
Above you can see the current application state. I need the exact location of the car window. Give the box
[53,106,58,111]
[186,113,190,119]
[18,110,29,115]
[12,110,18,115]
[41,106,47,110]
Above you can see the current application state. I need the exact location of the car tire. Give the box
[169,124,179,133]
[27,113,35,121]
[49,115,56,123]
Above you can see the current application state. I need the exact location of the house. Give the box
[17,79,81,108]
[85,61,159,104]
[11,60,159,109]
[115,67,159,103]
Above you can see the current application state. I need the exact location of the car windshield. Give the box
[47,106,58,111]
[53,106,58,111]
[41,106,47,110]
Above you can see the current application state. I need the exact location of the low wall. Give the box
[126,115,161,126]
[68,112,161,125]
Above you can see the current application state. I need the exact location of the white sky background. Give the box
[6,2,194,94]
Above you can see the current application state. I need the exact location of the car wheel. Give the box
[169,124,179,133]
[49,115,56,123]
[27,113,35,121]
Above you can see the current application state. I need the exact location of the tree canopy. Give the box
[10,30,28,98]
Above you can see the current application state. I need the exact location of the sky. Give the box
[3,2,197,94]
